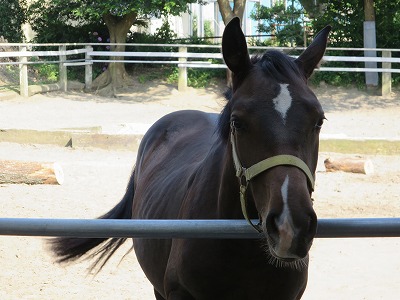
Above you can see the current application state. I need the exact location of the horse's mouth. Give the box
[264,244,309,270]
[263,235,308,264]
[268,247,298,262]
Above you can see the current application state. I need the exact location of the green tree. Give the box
[310,0,400,86]
[28,2,108,44]
[305,1,365,86]
[374,1,400,48]
[28,0,197,96]
[251,1,305,46]
[0,0,27,42]
[310,1,364,48]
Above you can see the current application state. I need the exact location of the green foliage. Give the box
[252,0,400,87]
[307,1,365,86]
[310,0,400,87]
[374,1,400,48]
[166,66,224,88]
[28,0,198,44]
[29,0,197,23]
[309,0,400,49]
[125,22,224,89]
[204,20,214,38]
[126,19,178,56]
[154,18,178,41]
[311,1,364,47]
[188,68,224,88]
[28,0,108,43]
[0,0,27,42]
[251,1,306,47]
[37,64,59,83]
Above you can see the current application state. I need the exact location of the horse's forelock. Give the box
[217,50,305,140]
[253,50,305,85]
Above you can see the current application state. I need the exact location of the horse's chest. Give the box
[165,239,307,299]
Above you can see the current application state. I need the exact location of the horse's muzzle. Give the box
[265,209,317,261]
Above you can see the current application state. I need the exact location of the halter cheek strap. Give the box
[230,131,315,232]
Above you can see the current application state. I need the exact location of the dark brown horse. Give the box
[51,18,330,299]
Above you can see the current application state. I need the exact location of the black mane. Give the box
[252,50,304,85]
[217,50,304,140]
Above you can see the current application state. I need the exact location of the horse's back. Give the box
[133,110,218,220]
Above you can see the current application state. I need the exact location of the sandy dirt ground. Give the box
[0,82,400,299]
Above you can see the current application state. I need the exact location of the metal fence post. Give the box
[59,45,67,92]
[382,50,392,96]
[19,46,28,97]
[178,46,187,91]
[85,46,93,92]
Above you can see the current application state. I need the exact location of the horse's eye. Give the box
[231,119,243,131]
[315,118,325,130]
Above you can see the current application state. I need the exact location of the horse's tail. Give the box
[49,170,136,273]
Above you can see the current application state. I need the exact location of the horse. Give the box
[50,17,330,299]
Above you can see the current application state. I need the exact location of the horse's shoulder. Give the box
[136,110,219,171]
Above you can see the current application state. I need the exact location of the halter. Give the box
[230,131,315,232]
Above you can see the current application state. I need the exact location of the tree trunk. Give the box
[217,0,246,25]
[0,160,64,185]
[364,0,375,20]
[92,12,138,97]
[324,157,374,175]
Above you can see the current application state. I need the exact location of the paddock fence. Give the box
[1,218,400,239]
[0,43,399,97]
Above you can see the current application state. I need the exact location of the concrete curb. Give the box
[0,90,19,101]
[1,128,399,154]
[0,129,143,152]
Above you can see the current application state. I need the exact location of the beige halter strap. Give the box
[230,131,315,232]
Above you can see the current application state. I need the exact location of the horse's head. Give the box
[221,18,330,267]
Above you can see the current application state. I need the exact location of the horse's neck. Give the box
[212,141,260,221]
[184,139,243,220]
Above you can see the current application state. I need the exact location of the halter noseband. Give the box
[230,131,315,232]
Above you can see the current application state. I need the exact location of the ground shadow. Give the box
[312,84,400,113]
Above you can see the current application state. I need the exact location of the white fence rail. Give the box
[0,43,399,97]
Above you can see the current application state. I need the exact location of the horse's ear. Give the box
[295,25,331,79]
[222,17,251,74]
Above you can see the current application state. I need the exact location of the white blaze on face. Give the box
[275,175,295,257]
[272,83,292,124]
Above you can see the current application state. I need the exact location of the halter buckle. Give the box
[239,168,248,187]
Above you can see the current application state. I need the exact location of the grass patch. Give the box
[320,139,400,155]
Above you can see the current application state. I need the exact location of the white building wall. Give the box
[146,0,272,41]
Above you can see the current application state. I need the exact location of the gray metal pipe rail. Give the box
[0,218,400,239]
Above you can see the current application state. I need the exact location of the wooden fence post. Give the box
[382,50,391,96]
[178,46,187,91]
[19,46,28,97]
[59,45,67,92]
[85,46,93,92]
